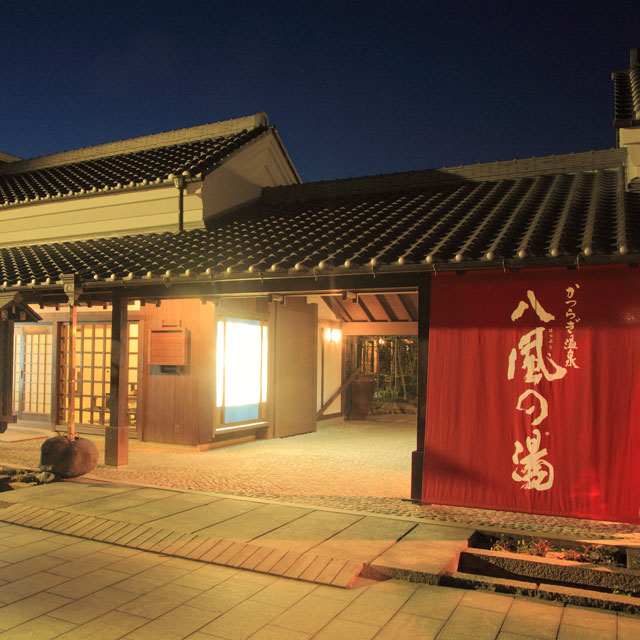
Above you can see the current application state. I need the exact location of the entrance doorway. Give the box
[13,324,53,424]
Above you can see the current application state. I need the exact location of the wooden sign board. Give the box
[149,328,187,366]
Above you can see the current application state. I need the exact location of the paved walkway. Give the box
[2,498,640,638]
[2,417,640,543]
[0,480,477,587]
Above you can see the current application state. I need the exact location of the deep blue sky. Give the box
[2,1,638,182]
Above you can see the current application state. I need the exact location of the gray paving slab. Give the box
[54,487,178,515]
[0,485,62,504]
[370,522,474,583]
[0,482,135,508]
[196,503,312,542]
[94,492,220,524]
[254,510,363,555]
[148,498,265,533]
[312,516,416,563]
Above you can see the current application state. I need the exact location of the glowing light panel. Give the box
[216,317,268,423]
[224,319,261,408]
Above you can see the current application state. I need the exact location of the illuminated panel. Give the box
[216,321,224,407]
[261,324,268,403]
[223,318,261,423]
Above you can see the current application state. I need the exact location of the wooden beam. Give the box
[341,321,417,336]
[356,297,376,321]
[317,367,361,418]
[398,293,418,321]
[411,273,431,501]
[375,294,398,322]
[18,272,421,303]
[105,292,129,466]
[321,295,353,322]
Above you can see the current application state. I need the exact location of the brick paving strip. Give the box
[0,502,362,588]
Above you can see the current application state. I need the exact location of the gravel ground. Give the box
[2,415,640,542]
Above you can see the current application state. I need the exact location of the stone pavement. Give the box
[0,481,475,588]
[2,416,640,543]
[2,519,640,639]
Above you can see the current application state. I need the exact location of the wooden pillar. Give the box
[411,272,431,501]
[68,305,77,438]
[105,292,129,466]
[0,316,15,433]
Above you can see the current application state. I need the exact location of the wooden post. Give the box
[68,304,77,438]
[0,315,15,433]
[105,292,129,466]
[411,272,431,501]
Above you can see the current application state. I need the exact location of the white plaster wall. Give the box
[0,185,203,247]
[0,128,298,247]
[317,322,343,414]
[620,128,640,183]
[202,132,299,220]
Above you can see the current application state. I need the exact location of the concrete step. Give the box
[459,547,640,594]
[367,522,475,583]
[443,570,640,615]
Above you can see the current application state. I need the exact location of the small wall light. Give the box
[324,328,342,343]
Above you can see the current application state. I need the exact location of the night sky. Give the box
[2,1,639,183]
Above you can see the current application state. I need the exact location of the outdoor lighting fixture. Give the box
[324,328,342,343]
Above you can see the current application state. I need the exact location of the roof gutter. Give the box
[4,252,640,301]
[174,174,186,232]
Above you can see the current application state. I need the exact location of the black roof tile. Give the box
[0,149,637,289]
[0,121,268,206]
[613,48,640,127]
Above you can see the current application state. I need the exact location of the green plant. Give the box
[581,543,619,566]
[516,537,550,557]
[560,548,584,562]
[491,535,517,553]
[374,387,398,404]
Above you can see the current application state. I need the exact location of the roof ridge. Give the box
[263,148,626,203]
[0,151,21,164]
[1,112,269,174]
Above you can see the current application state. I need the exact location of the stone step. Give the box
[367,522,475,583]
[459,547,640,594]
[442,570,640,615]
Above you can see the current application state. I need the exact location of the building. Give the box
[1,51,639,522]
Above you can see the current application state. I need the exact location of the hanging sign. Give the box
[422,266,640,523]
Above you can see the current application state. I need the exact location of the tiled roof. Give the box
[0,148,638,290]
[612,48,640,127]
[0,114,269,207]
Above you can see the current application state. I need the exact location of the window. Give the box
[58,322,139,427]
[216,316,268,428]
